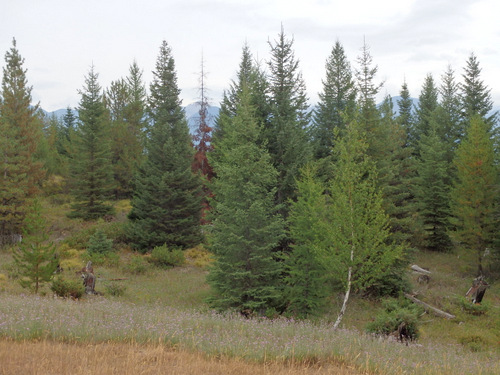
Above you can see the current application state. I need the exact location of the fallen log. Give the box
[404,293,455,320]
[410,265,431,275]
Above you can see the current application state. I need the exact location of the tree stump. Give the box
[81,261,96,294]
[465,276,489,304]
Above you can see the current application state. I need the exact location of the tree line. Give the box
[0,27,498,319]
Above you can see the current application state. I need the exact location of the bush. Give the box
[150,244,185,268]
[123,255,149,275]
[87,230,113,255]
[51,277,84,299]
[64,220,126,250]
[185,245,212,268]
[457,296,490,316]
[459,335,487,352]
[365,297,423,341]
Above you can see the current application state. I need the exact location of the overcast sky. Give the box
[1,0,499,112]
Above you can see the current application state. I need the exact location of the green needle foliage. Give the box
[69,65,114,220]
[13,199,58,294]
[127,41,202,252]
[207,88,285,314]
[285,166,330,318]
[451,115,498,275]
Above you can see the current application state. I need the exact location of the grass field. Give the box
[0,197,499,374]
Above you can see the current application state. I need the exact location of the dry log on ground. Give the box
[410,265,431,275]
[404,293,455,319]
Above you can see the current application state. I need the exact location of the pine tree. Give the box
[328,121,403,328]
[312,40,356,160]
[207,87,285,313]
[128,41,202,252]
[13,199,58,294]
[451,115,498,275]
[68,65,114,220]
[460,53,496,128]
[285,166,330,318]
[208,88,284,313]
[213,44,270,164]
[433,65,463,167]
[106,62,146,199]
[415,122,452,252]
[354,39,383,151]
[0,38,45,238]
[266,26,311,214]
[397,81,415,145]
[413,74,438,152]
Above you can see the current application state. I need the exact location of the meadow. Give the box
[0,197,499,374]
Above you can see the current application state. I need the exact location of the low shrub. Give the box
[185,244,212,268]
[51,277,84,299]
[123,255,149,275]
[459,335,487,352]
[457,296,490,316]
[87,230,113,255]
[150,244,185,268]
[365,297,423,341]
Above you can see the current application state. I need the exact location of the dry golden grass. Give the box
[0,339,369,375]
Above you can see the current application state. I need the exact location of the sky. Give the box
[1,0,499,112]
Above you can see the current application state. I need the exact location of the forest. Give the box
[0,24,499,343]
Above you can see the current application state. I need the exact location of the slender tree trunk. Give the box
[333,264,352,330]
[333,195,355,330]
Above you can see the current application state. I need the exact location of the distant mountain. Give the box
[43,103,221,134]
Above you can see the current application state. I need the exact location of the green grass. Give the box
[1,195,499,373]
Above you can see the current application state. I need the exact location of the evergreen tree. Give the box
[13,199,58,294]
[397,81,415,145]
[207,88,285,313]
[413,74,438,152]
[266,26,311,214]
[433,65,463,167]
[328,121,403,328]
[415,122,452,252]
[213,44,270,164]
[451,115,498,275]
[354,39,383,152]
[312,40,356,160]
[460,53,496,128]
[378,95,416,247]
[69,65,114,220]
[128,41,202,252]
[0,38,45,238]
[285,166,330,318]
[106,62,146,199]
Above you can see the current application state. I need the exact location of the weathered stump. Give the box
[465,276,489,304]
[81,261,96,294]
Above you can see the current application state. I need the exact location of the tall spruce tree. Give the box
[69,65,114,220]
[266,26,311,214]
[397,81,415,145]
[312,40,356,160]
[433,65,463,167]
[415,122,452,252]
[451,115,498,275]
[106,62,146,199]
[128,41,202,252]
[285,166,330,318]
[0,38,45,238]
[460,53,496,129]
[354,39,383,152]
[207,88,285,313]
[413,74,438,153]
